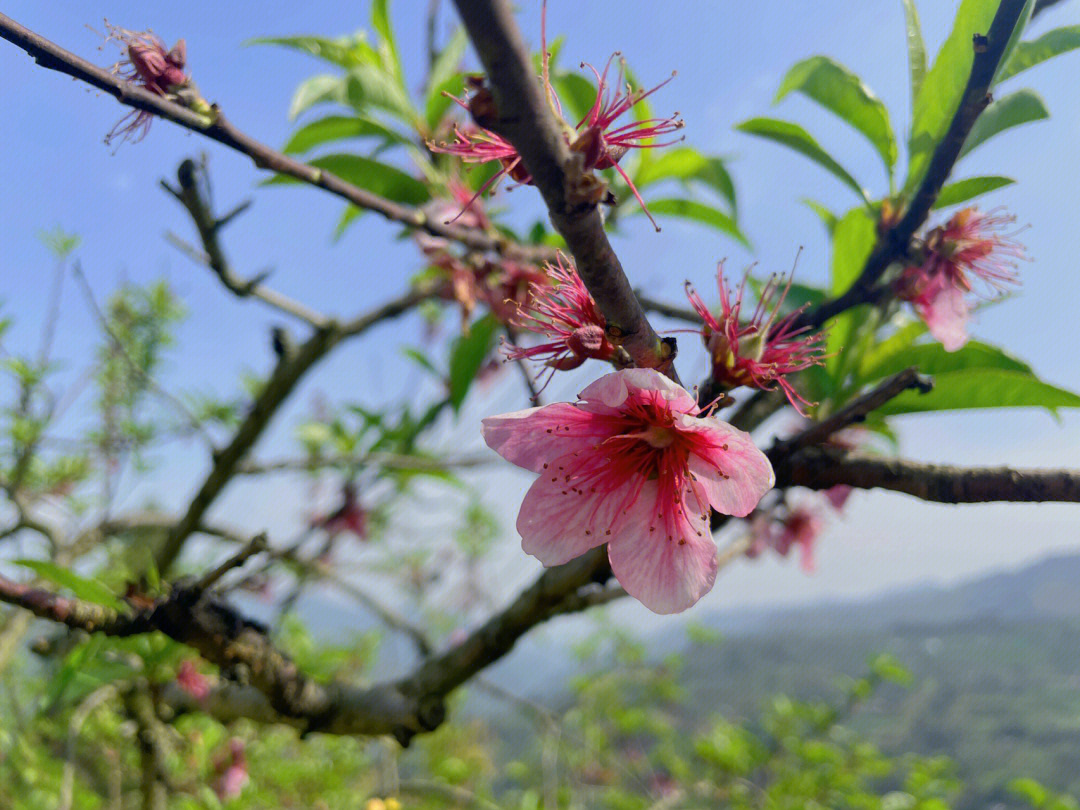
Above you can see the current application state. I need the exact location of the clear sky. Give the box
[2,1,1079,623]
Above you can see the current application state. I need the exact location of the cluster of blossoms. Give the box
[176,659,212,702]
[213,738,249,801]
[428,16,684,230]
[483,369,774,613]
[685,267,827,413]
[503,253,618,386]
[103,24,206,144]
[895,207,1025,351]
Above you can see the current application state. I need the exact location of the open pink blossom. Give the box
[685,267,826,413]
[895,208,1024,351]
[772,503,826,572]
[504,253,617,389]
[482,369,774,613]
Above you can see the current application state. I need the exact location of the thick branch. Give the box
[0,13,550,262]
[779,449,1080,504]
[795,0,1029,332]
[449,0,673,375]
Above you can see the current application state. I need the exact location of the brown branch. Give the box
[0,13,550,263]
[770,368,933,457]
[449,0,674,376]
[779,448,1080,504]
[194,532,268,592]
[794,0,1030,333]
[163,159,332,328]
[156,288,426,573]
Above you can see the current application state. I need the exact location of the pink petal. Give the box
[516,451,638,565]
[606,482,718,614]
[579,368,698,414]
[917,280,969,352]
[679,415,774,517]
[481,403,618,473]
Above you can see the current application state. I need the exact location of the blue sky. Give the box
[2,1,1080,619]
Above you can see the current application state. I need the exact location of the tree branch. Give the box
[794,0,1030,333]
[779,448,1080,504]
[0,13,551,263]
[449,0,675,376]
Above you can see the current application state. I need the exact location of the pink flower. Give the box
[213,739,249,800]
[415,178,492,252]
[504,253,617,387]
[823,484,853,512]
[895,208,1024,351]
[685,267,826,413]
[428,7,682,228]
[482,259,548,325]
[176,660,210,701]
[482,369,774,613]
[772,503,825,572]
[313,482,369,540]
[103,24,189,143]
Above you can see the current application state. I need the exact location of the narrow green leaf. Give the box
[905,0,1001,195]
[344,63,418,124]
[629,198,748,246]
[265,154,429,205]
[774,56,897,169]
[933,175,1015,209]
[333,205,365,241]
[998,25,1080,82]
[426,27,469,128]
[860,339,1033,383]
[371,0,402,80]
[13,559,130,614]
[552,72,600,123]
[633,148,737,212]
[901,0,928,108]
[448,315,499,411]
[288,75,346,120]
[248,35,378,69]
[283,115,410,154]
[802,199,838,234]
[878,368,1080,416]
[959,88,1049,158]
[737,117,870,204]
[826,208,877,379]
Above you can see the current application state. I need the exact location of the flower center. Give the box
[642,425,676,449]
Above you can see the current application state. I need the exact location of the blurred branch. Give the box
[794,0,1030,332]
[1032,0,1068,17]
[236,451,492,476]
[779,449,1080,503]
[449,0,676,376]
[163,159,332,328]
[0,13,553,263]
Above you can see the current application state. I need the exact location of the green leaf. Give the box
[746,276,826,316]
[633,147,737,213]
[959,88,1049,158]
[282,115,410,154]
[13,559,130,614]
[829,208,877,295]
[371,0,402,80]
[802,199,838,234]
[344,63,418,124]
[774,56,897,170]
[860,339,1033,384]
[878,368,1080,416]
[448,315,499,412]
[249,34,378,69]
[901,0,928,108]
[933,175,1015,209]
[737,117,869,204]
[825,208,877,380]
[629,198,748,246]
[905,0,1002,195]
[552,72,600,123]
[265,154,429,205]
[288,74,346,120]
[333,205,365,241]
[426,27,469,128]
[998,25,1080,82]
